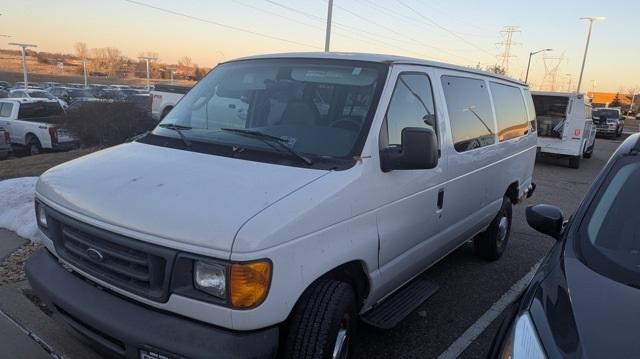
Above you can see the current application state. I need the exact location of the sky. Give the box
[1,0,637,92]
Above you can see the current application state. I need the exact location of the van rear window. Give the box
[490,83,529,141]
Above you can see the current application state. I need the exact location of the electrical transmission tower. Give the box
[496,26,521,75]
[540,53,565,91]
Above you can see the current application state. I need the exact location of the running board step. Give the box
[361,279,438,329]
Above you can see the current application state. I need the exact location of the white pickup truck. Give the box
[0,126,10,160]
[0,99,78,155]
[150,84,191,120]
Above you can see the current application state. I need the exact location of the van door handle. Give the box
[437,189,445,210]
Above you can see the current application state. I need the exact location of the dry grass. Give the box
[0,148,98,181]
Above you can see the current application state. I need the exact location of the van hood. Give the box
[36,142,329,253]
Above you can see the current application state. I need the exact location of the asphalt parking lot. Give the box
[354,136,623,358]
[0,136,627,359]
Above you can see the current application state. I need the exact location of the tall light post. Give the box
[324,0,333,52]
[9,42,37,88]
[82,60,88,88]
[576,16,605,93]
[138,56,157,91]
[524,48,552,84]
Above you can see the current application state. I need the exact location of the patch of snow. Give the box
[0,177,42,242]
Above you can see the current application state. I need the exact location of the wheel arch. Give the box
[505,181,519,204]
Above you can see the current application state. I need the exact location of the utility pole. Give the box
[496,26,521,75]
[82,60,88,88]
[577,16,605,93]
[566,74,573,92]
[324,0,333,52]
[9,42,37,88]
[525,48,552,84]
[138,56,157,91]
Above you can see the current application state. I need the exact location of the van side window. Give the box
[441,76,495,152]
[490,82,529,141]
[384,73,436,146]
[0,103,13,117]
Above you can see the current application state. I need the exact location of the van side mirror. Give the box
[526,204,564,240]
[380,127,438,172]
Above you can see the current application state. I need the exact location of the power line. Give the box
[122,0,322,50]
[397,0,496,59]
[230,0,324,31]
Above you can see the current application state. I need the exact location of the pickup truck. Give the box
[150,84,190,120]
[0,99,78,156]
[0,126,10,160]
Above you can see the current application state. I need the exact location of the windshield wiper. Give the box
[220,128,314,165]
[158,123,192,147]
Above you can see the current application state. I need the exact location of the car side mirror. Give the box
[380,127,438,172]
[526,204,564,240]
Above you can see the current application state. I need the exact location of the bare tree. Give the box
[74,42,89,60]
[178,56,192,68]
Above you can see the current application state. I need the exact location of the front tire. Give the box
[284,279,357,359]
[474,196,512,261]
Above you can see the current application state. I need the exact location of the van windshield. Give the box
[149,59,387,164]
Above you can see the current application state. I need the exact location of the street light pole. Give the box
[524,48,552,84]
[82,60,88,88]
[576,16,605,93]
[9,42,37,88]
[138,56,157,91]
[324,0,333,52]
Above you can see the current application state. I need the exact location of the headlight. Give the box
[194,261,226,298]
[35,202,48,228]
[500,313,546,359]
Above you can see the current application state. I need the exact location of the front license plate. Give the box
[139,349,179,359]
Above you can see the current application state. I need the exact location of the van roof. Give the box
[531,91,587,98]
[228,52,526,86]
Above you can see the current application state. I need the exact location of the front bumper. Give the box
[52,140,80,151]
[25,249,279,359]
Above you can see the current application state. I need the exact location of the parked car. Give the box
[150,83,190,120]
[532,91,596,168]
[489,132,640,358]
[66,83,86,89]
[0,126,10,160]
[25,52,537,359]
[125,93,151,112]
[0,89,8,98]
[40,81,63,89]
[593,107,624,137]
[13,81,42,89]
[9,89,68,109]
[0,81,11,90]
[47,87,97,105]
[0,99,77,155]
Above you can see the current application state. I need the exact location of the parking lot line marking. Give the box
[437,259,542,359]
[0,307,63,359]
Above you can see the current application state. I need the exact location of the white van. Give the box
[26,53,537,359]
[532,91,596,168]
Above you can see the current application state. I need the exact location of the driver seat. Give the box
[278,100,319,126]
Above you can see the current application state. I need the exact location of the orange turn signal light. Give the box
[229,260,272,309]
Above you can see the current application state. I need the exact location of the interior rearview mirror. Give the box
[526,204,564,240]
[380,127,438,172]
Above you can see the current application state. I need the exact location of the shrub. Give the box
[62,101,156,147]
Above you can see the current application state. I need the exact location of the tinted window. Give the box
[442,76,495,152]
[17,102,64,120]
[0,103,13,117]
[384,73,436,146]
[579,158,640,287]
[490,83,529,141]
[11,91,25,98]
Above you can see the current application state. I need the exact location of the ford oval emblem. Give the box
[86,248,104,262]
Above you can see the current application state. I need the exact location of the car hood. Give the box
[532,255,640,357]
[36,142,329,254]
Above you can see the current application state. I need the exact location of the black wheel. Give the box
[568,156,580,169]
[474,196,512,261]
[284,279,357,359]
[27,136,42,156]
[583,142,594,159]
